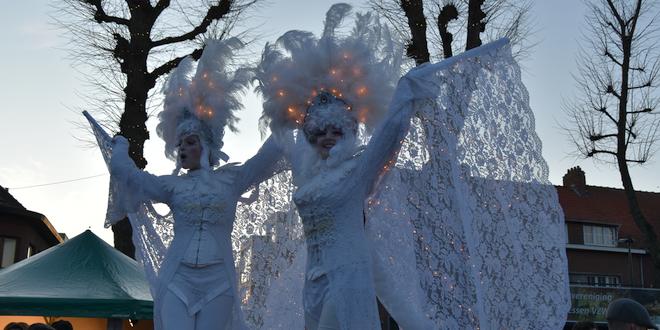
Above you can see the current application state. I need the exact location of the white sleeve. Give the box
[357,66,436,187]
[233,135,287,194]
[106,137,172,225]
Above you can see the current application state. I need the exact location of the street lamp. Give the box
[618,237,635,286]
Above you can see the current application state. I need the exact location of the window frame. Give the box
[582,224,618,247]
[569,272,622,287]
[0,236,19,268]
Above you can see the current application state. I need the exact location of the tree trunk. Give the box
[465,0,486,51]
[618,159,660,285]
[437,5,458,59]
[617,31,660,286]
[112,77,150,259]
[112,20,154,257]
[400,0,430,65]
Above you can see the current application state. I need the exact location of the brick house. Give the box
[0,186,62,269]
[558,167,660,327]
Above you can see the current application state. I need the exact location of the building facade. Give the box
[0,186,62,269]
[559,167,660,327]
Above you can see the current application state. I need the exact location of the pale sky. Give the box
[0,0,658,244]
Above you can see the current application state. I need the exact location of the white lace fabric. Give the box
[233,39,570,330]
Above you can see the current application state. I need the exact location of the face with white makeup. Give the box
[177,134,203,170]
[302,93,358,162]
[307,126,345,159]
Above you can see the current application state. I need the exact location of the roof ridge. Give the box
[555,184,660,195]
[0,185,26,209]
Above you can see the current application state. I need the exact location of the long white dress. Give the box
[290,90,416,329]
[101,136,283,330]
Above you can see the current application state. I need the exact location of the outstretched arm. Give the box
[109,136,172,210]
[358,65,437,186]
[233,135,287,194]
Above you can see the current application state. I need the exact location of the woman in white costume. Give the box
[88,39,283,330]
[235,3,571,330]
[247,4,438,329]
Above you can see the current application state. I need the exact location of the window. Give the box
[583,224,617,247]
[1,237,17,268]
[570,273,621,287]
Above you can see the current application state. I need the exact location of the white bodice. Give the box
[293,157,371,275]
[172,170,234,266]
[105,134,284,330]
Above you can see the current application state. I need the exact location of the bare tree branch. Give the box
[590,133,618,141]
[605,48,624,66]
[153,0,171,16]
[588,149,619,157]
[628,107,653,113]
[152,0,231,48]
[83,0,130,25]
[150,47,204,80]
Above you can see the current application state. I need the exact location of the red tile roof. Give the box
[556,184,660,249]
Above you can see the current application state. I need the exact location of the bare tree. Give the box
[369,0,533,63]
[566,0,660,283]
[399,0,430,64]
[55,0,260,257]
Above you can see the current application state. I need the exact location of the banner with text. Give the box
[569,285,660,323]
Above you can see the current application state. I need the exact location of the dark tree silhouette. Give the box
[370,0,533,62]
[56,0,259,257]
[400,0,430,64]
[566,0,660,283]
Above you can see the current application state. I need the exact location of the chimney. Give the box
[563,166,587,192]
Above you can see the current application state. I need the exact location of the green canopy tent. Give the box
[0,230,152,320]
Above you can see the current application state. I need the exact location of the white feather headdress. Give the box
[253,3,404,137]
[156,38,251,169]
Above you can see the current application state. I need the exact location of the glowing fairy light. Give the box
[357,86,367,96]
[278,90,286,97]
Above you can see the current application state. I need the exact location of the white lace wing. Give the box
[367,166,437,330]
[85,112,174,297]
[233,170,305,329]
[367,39,570,329]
